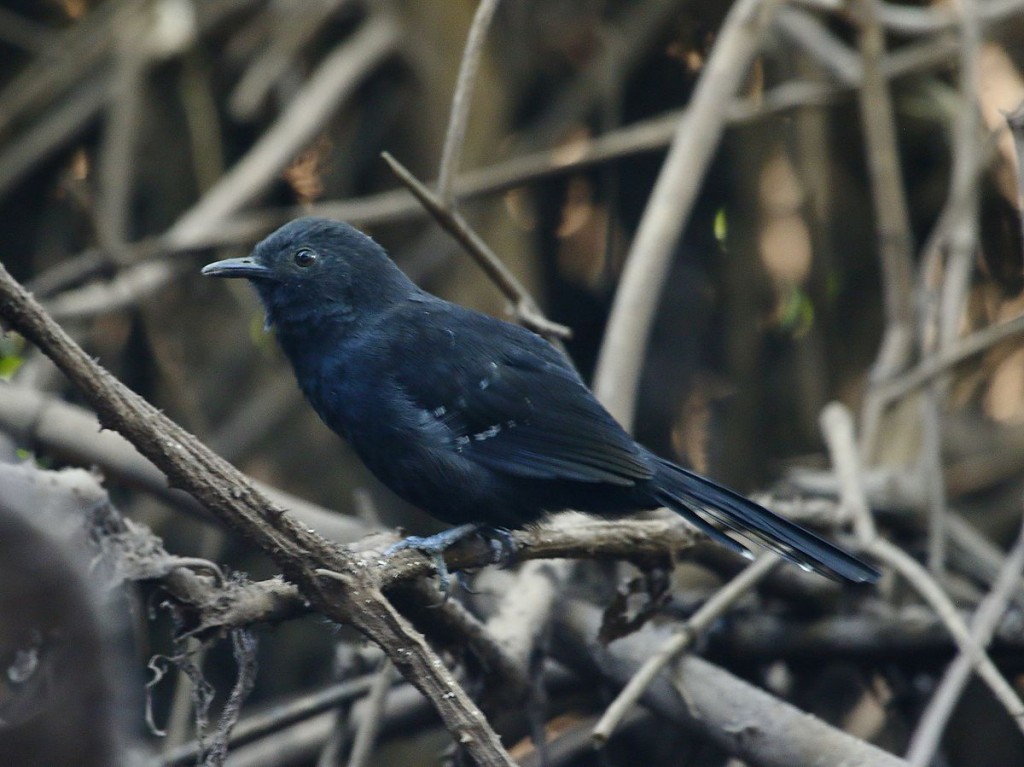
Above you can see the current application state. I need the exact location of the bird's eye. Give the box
[293,248,318,268]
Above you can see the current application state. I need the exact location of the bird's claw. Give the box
[481,526,517,566]
[382,523,481,597]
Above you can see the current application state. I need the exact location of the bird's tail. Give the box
[650,457,878,583]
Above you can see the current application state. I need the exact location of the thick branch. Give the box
[555,600,909,767]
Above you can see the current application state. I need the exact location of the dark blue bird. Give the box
[202,217,878,584]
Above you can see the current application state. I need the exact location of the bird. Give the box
[202,217,879,585]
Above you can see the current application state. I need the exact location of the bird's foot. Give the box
[479,526,517,566]
[382,523,481,596]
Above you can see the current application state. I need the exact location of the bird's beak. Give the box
[201,257,272,279]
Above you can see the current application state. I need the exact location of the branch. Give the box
[164,14,399,251]
[0,381,367,544]
[160,675,381,766]
[867,537,1024,735]
[873,312,1024,404]
[162,517,702,636]
[853,0,916,455]
[382,151,571,341]
[1007,101,1024,253]
[592,0,783,428]
[820,402,1024,736]
[592,554,780,743]
[35,15,400,319]
[906,515,1024,765]
[35,2,1024,321]
[436,0,501,205]
[556,600,910,767]
[343,658,397,767]
[711,605,1024,661]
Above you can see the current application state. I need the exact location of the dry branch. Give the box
[557,600,910,767]
[592,553,780,743]
[436,0,502,205]
[821,402,1024,736]
[382,151,571,341]
[593,0,783,428]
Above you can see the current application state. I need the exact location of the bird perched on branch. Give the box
[203,217,878,585]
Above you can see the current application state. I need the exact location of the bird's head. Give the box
[202,217,413,330]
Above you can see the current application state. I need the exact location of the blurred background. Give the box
[3,1,1024,765]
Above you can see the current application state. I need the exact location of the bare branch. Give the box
[874,312,1024,403]
[592,554,780,743]
[906,515,1024,765]
[867,536,1024,735]
[343,658,397,767]
[382,151,571,341]
[593,0,783,428]
[0,382,367,544]
[557,600,911,767]
[1006,100,1024,271]
[166,15,398,251]
[436,0,501,205]
[853,0,916,454]
[820,403,1024,735]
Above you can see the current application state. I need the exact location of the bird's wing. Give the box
[388,306,653,486]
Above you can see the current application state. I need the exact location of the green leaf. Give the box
[779,286,815,338]
[0,333,25,380]
[713,207,728,249]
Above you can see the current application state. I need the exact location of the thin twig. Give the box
[0,0,126,135]
[875,312,1024,403]
[819,403,877,542]
[774,5,861,86]
[165,14,399,251]
[937,0,982,352]
[436,0,501,205]
[820,403,1024,735]
[228,0,345,121]
[592,0,783,428]
[919,0,983,576]
[242,24,994,238]
[37,7,1022,321]
[853,0,916,457]
[344,658,398,767]
[867,536,1024,735]
[161,675,380,766]
[0,71,110,200]
[873,0,1024,34]
[920,391,949,575]
[36,24,467,320]
[592,554,780,743]
[906,514,1024,766]
[1006,101,1024,286]
[96,9,154,250]
[381,151,571,341]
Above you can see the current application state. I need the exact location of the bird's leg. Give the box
[382,523,482,594]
